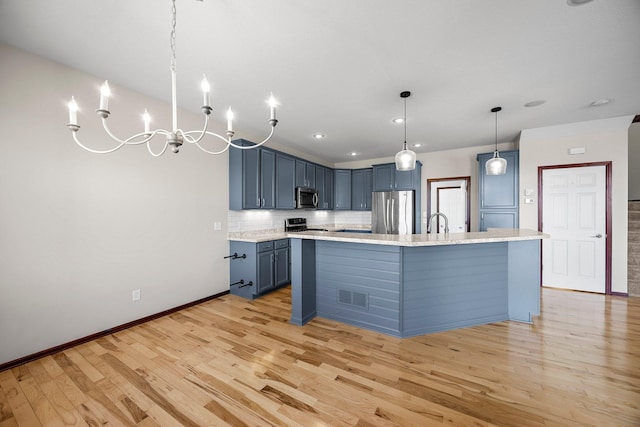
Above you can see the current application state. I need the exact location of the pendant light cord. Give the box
[491,106,501,152]
[494,109,498,151]
[403,96,408,149]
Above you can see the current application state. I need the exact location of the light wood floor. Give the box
[1,287,639,426]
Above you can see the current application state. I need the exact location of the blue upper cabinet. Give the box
[315,166,333,210]
[258,150,275,209]
[324,168,334,210]
[477,150,519,231]
[334,169,352,210]
[229,139,275,210]
[351,168,373,210]
[276,153,295,209]
[372,161,422,192]
[295,159,316,188]
[372,164,394,191]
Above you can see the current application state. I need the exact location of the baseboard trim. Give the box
[0,290,230,372]
[611,291,629,297]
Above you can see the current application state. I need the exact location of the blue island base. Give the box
[290,238,540,338]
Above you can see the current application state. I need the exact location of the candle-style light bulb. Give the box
[201,75,210,107]
[68,96,78,125]
[226,107,234,132]
[268,93,277,121]
[143,109,151,133]
[99,80,110,111]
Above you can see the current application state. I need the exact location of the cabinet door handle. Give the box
[239,281,253,288]
[230,279,244,286]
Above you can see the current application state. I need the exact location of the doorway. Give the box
[427,177,471,233]
[538,163,612,294]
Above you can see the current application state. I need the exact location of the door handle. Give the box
[590,234,603,238]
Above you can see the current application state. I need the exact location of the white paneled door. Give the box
[437,187,466,232]
[542,165,606,293]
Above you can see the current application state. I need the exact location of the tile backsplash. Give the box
[228,210,371,232]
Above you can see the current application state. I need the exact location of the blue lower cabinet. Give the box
[229,239,290,299]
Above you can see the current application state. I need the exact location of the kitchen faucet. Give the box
[427,212,449,234]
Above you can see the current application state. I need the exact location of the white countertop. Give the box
[229,228,547,246]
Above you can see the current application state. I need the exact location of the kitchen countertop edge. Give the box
[229,228,547,246]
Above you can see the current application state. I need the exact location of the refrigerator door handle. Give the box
[384,198,390,233]
[390,198,395,233]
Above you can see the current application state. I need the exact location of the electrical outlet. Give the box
[132,289,141,301]
[214,221,222,231]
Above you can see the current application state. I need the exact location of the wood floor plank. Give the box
[2,286,640,426]
[0,370,41,427]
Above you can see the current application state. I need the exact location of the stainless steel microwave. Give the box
[296,187,318,209]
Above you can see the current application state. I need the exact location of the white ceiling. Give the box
[1,0,639,163]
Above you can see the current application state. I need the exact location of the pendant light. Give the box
[395,91,417,171]
[485,106,507,175]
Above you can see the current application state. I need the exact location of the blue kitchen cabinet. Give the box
[372,161,422,192]
[229,139,275,210]
[274,242,291,287]
[229,239,290,299]
[256,249,275,294]
[315,166,333,210]
[324,168,334,210]
[295,159,316,189]
[334,169,352,210]
[315,166,325,209]
[276,153,295,209]
[477,150,519,231]
[372,164,394,191]
[351,168,373,210]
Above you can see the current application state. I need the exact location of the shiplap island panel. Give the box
[289,229,545,337]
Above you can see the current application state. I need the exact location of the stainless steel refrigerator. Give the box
[371,191,415,234]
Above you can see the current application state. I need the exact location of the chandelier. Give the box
[66,0,278,156]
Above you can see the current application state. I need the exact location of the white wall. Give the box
[336,142,515,231]
[629,122,640,200]
[0,43,237,364]
[519,116,633,294]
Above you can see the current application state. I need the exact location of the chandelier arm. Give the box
[194,141,230,155]
[182,129,231,144]
[227,126,275,150]
[146,139,170,157]
[72,131,126,154]
[101,118,157,145]
[182,130,232,154]
[178,114,211,145]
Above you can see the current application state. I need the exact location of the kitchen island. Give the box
[288,229,546,337]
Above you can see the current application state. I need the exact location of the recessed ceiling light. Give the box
[567,0,594,6]
[392,117,405,124]
[348,152,358,157]
[412,143,423,148]
[312,133,326,139]
[589,98,611,107]
[524,100,546,108]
